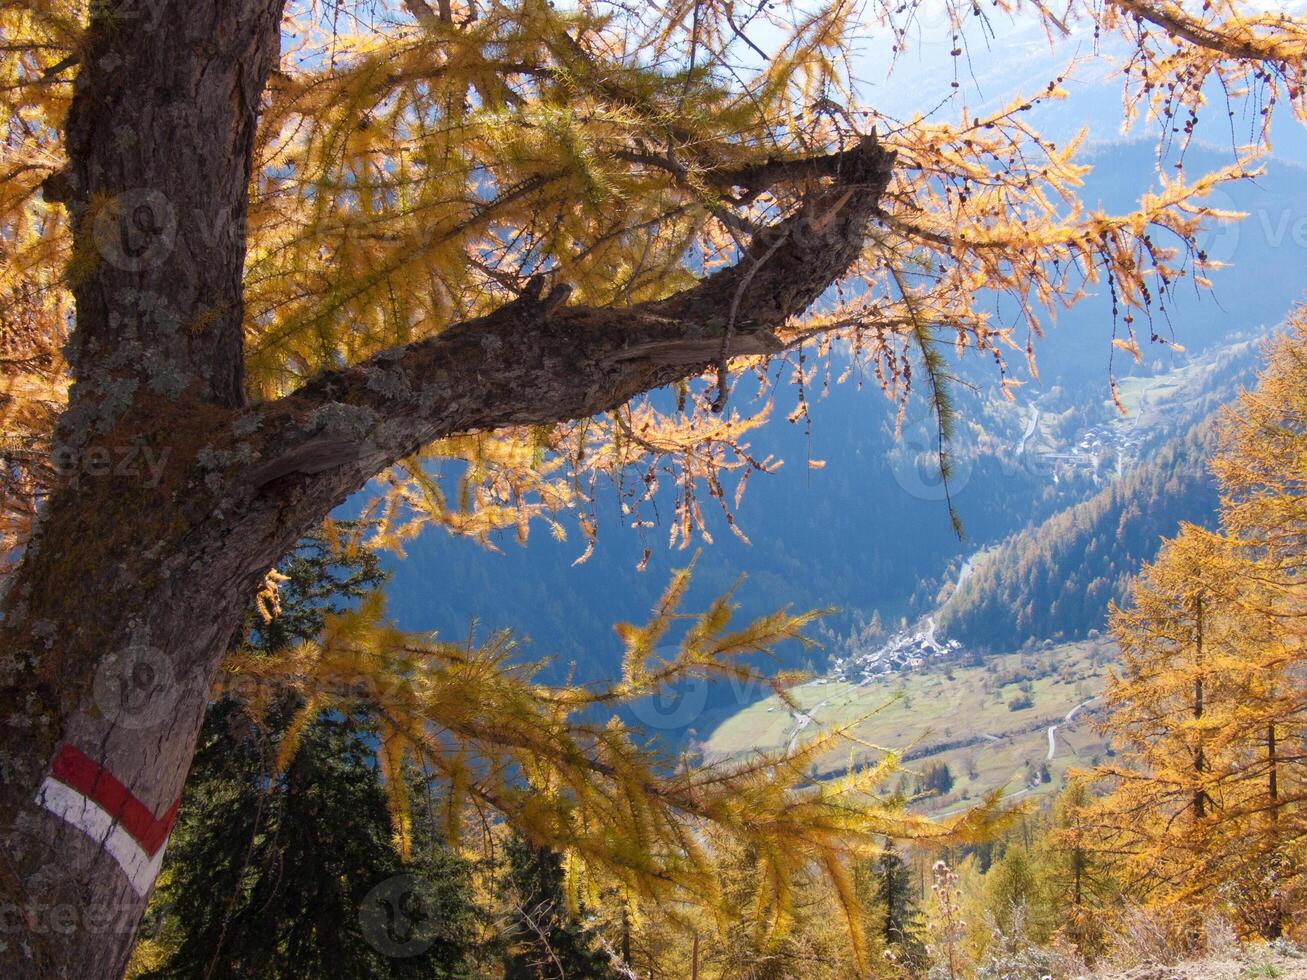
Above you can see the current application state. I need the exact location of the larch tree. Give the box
[1041,782,1117,957]
[1088,316,1307,934]
[1,0,1307,976]
[1207,316,1307,936]
[1090,529,1264,914]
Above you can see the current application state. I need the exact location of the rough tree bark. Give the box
[0,3,893,977]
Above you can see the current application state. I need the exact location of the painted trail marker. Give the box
[35,744,180,897]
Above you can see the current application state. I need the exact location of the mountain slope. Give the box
[936,337,1262,649]
[939,420,1218,649]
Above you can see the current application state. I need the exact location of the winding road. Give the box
[785,699,831,756]
[1016,402,1041,458]
[1046,698,1095,760]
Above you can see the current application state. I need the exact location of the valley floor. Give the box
[703,637,1116,810]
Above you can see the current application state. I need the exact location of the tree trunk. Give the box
[1193,594,1207,821]
[621,906,632,968]
[1267,721,1282,940]
[0,2,286,976]
[1267,722,1278,809]
[0,3,892,976]
[1073,848,1083,908]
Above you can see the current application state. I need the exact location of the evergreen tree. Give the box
[498,837,618,980]
[134,529,479,978]
[697,831,866,980]
[920,763,955,797]
[985,845,1038,938]
[871,841,925,967]
[143,709,478,979]
[1040,783,1116,957]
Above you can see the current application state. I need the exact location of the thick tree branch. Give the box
[242,134,894,507]
[616,139,890,201]
[703,140,896,196]
[1110,0,1307,63]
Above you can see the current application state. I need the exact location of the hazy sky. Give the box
[839,0,1307,163]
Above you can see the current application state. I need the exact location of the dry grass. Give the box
[702,638,1115,811]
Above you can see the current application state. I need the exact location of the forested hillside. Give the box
[940,422,1218,648]
[937,336,1264,648]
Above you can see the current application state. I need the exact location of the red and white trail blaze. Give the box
[34,745,180,897]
